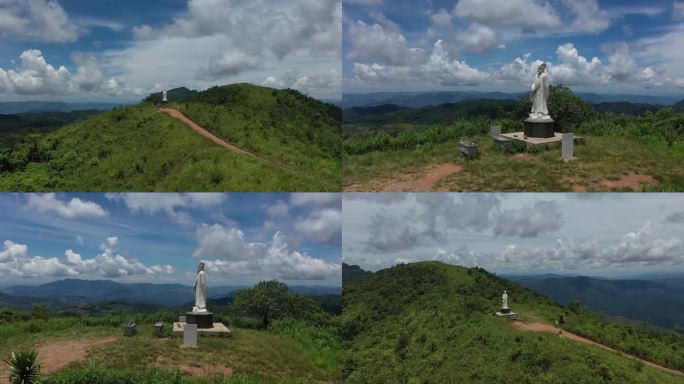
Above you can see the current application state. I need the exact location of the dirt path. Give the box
[159,107,327,185]
[346,163,463,192]
[513,321,684,377]
[159,108,262,160]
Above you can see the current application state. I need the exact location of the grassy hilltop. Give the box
[343,86,684,192]
[0,84,341,192]
[342,261,684,383]
[1,281,342,383]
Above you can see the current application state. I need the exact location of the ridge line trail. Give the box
[158,107,327,185]
[513,321,684,377]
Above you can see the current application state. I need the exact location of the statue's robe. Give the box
[530,72,550,117]
[194,270,207,312]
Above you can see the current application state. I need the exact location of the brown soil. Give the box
[345,163,463,192]
[155,356,233,378]
[599,173,658,191]
[36,336,118,373]
[513,321,684,377]
[512,153,529,160]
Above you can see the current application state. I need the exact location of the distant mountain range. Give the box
[340,91,683,109]
[0,278,341,309]
[342,263,373,283]
[0,101,124,114]
[508,275,684,332]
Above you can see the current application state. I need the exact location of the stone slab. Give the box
[562,133,574,159]
[491,126,502,137]
[501,132,563,146]
[183,324,197,348]
[173,322,232,338]
[495,311,518,320]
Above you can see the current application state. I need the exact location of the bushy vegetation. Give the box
[177,84,341,187]
[342,261,684,383]
[343,87,684,191]
[1,280,342,383]
[0,84,341,191]
[0,104,334,191]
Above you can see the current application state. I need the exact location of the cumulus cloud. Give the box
[0,49,139,97]
[194,224,339,280]
[106,193,226,227]
[0,0,79,42]
[199,51,261,79]
[453,0,561,32]
[562,0,611,33]
[493,201,562,237]
[674,1,684,19]
[345,20,424,66]
[291,193,341,209]
[294,208,342,245]
[26,193,107,219]
[0,238,174,278]
[454,23,499,53]
[261,69,341,97]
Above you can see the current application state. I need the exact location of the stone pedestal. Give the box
[499,307,511,314]
[186,311,214,329]
[524,118,555,138]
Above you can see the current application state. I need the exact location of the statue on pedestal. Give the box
[162,89,168,103]
[501,290,509,310]
[193,262,207,313]
[529,63,551,120]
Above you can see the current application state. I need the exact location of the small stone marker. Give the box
[124,320,136,337]
[491,126,502,137]
[184,324,198,348]
[562,133,574,159]
[154,322,164,336]
[179,316,186,323]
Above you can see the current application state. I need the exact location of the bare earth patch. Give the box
[345,163,463,192]
[512,321,684,377]
[155,356,233,378]
[599,173,658,190]
[37,336,118,373]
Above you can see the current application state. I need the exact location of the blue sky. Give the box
[0,193,341,287]
[343,193,684,277]
[343,0,684,95]
[0,0,341,102]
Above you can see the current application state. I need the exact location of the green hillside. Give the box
[177,84,341,186]
[342,261,684,383]
[0,84,341,191]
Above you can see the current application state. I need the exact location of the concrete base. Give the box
[501,132,563,148]
[496,311,518,320]
[524,118,555,138]
[173,322,231,338]
[186,311,214,329]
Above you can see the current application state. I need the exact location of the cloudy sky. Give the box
[0,0,341,102]
[0,193,341,287]
[343,193,684,277]
[343,0,684,95]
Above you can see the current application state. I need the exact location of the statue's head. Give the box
[537,63,547,74]
[197,262,205,272]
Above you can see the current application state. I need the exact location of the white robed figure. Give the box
[501,290,509,310]
[529,63,551,120]
[193,262,207,313]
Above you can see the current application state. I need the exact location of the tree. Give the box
[233,280,325,328]
[4,350,41,384]
[517,84,596,129]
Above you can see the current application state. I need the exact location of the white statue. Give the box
[192,262,207,313]
[529,63,551,120]
[501,290,509,309]
[162,90,168,103]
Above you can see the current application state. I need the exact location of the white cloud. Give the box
[261,69,341,97]
[345,20,424,66]
[199,51,261,79]
[294,208,341,244]
[195,224,339,280]
[0,0,79,42]
[26,193,107,219]
[106,193,226,227]
[454,23,499,53]
[562,0,610,33]
[493,201,562,238]
[345,0,382,5]
[0,238,174,278]
[291,193,341,209]
[453,0,561,32]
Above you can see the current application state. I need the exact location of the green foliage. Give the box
[143,87,198,104]
[177,84,341,187]
[4,350,41,384]
[517,84,597,128]
[233,281,328,329]
[0,104,334,191]
[44,363,311,384]
[342,261,684,383]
